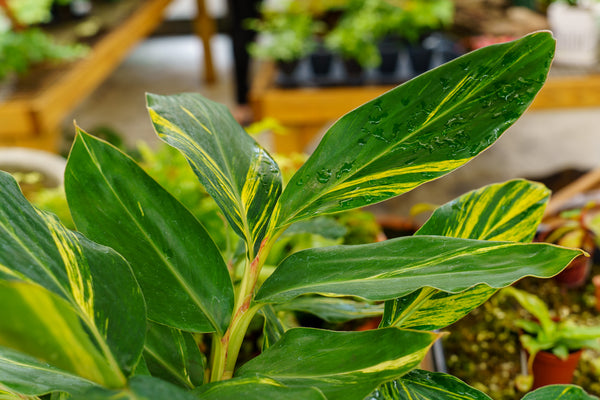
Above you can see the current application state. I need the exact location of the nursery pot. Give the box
[342,58,364,85]
[309,48,333,78]
[276,60,299,79]
[407,41,433,76]
[554,253,592,288]
[531,349,582,389]
[377,39,400,76]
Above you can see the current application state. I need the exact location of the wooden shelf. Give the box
[250,61,600,154]
[0,0,173,151]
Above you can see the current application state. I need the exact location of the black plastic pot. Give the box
[407,42,433,76]
[276,60,299,78]
[309,48,334,78]
[342,58,365,85]
[377,39,400,76]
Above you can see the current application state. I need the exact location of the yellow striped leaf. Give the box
[236,327,439,400]
[146,93,282,257]
[521,385,598,400]
[0,346,100,397]
[273,32,555,229]
[367,369,492,400]
[195,376,327,400]
[65,130,233,335]
[0,171,145,381]
[382,180,550,330]
[0,281,123,387]
[255,236,581,304]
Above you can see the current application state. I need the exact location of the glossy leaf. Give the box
[521,385,599,400]
[273,32,555,229]
[0,281,122,387]
[259,305,286,350]
[143,322,204,389]
[275,297,384,323]
[0,171,144,379]
[0,346,100,397]
[146,93,282,257]
[255,236,581,303]
[236,327,438,400]
[79,376,199,400]
[65,130,233,335]
[195,376,327,400]
[368,369,492,399]
[382,180,550,329]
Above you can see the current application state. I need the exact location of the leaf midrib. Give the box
[77,134,222,335]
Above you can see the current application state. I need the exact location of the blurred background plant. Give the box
[0,0,87,83]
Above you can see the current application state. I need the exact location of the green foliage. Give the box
[0,32,594,399]
[0,0,86,81]
[501,286,600,388]
[324,0,453,66]
[247,11,320,62]
[0,28,87,81]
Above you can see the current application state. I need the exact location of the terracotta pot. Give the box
[593,275,600,312]
[531,349,582,389]
[554,254,591,288]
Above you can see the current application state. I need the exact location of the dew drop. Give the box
[317,168,332,184]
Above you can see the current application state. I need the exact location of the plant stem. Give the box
[210,235,277,381]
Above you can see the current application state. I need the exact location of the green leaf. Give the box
[78,375,199,400]
[64,130,233,335]
[367,369,492,399]
[143,322,204,389]
[0,346,100,397]
[0,281,123,387]
[236,327,438,400]
[0,171,144,380]
[273,32,555,229]
[255,236,581,303]
[195,376,327,400]
[520,385,599,400]
[382,180,550,329]
[275,296,384,323]
[146,93,282,257]
[258,305,286,350]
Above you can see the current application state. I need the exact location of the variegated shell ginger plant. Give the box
[0,31,595,400]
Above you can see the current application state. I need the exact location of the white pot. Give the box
[547,2,599,66]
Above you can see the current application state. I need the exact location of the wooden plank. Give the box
[32,0,172,133]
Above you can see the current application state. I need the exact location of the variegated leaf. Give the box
[275,296,384,323]
[0,171,144,381]
[146,93,282,257]
[255,236,581,304]
[236,327,439,400]
[367,369,492,400]
[273,32,555,229]
[0,345,100,397]
[521,385,599,400]
[382,180,550,329]
[143,322,204,389]
[65,130,233,335]
[77,376,199,400]
[0,281,123,387]
[195,376,327,400]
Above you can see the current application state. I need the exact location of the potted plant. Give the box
[247,9,321,79]
[0,0,87,89]
[501,287,600,391]
[537,203,600,287]
[0,32,595,400]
